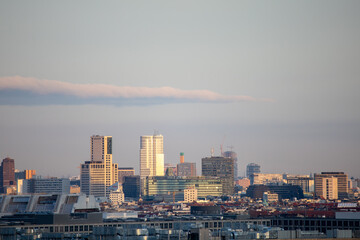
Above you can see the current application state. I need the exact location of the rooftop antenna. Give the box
[227,145,234,152]
[210,147,215,157]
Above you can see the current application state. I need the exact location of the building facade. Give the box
[139,133,164,178]
[122,175,141,199]
[246,184,304,200]
[202,156,234,195]
[246,163,260,178]
[144,176,223,199]
[223,151,238,180]
[19,177,70,194]
[0,157,15,193]
[286,175,314,193]
[236,178,251,190]
[80,135,118,197]
[321,177,338,200]
[250,173,285,185]
[177,162,196,177]
[263,191,278,202]
[118,167,135,183]
[184,186,198,202]
[314,172,348,199]
[15,169,36,181]
[108,182,125,205]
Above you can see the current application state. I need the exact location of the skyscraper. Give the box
[0,157,15,193]
[223,151,238,180]
[80,135,118,197]
[201,156,234,195]
[246,163,261,178]
[139,133,164,178]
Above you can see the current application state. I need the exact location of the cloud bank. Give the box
[0,76,273,105]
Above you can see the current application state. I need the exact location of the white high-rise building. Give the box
[140,133,164,178]
[81,135,118,197]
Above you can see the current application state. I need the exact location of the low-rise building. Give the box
[18,177,70,194]
[184,186,198,202]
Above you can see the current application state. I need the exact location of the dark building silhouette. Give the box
[246,184,304,200]
[202,156,234,195]
[122,175,140,199]
[118,167,135,184]
[246,163,260,178]
[0,157,15,193]
[191,205,222,215]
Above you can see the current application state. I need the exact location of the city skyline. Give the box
[0,1,359,178]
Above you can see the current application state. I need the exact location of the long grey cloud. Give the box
[0,76,273,103]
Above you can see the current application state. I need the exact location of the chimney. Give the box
[180,152,184,163]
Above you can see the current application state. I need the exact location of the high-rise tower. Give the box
[81,135,118,197]
[223,151,238,180]
[0,157,15,193]
[202,156,234,195]
[139,133,164,178]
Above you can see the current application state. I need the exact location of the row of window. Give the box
[19,220,270,234]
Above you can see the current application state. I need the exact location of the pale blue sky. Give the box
[0,0,359,178]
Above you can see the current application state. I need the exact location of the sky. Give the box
[0,0,359,178]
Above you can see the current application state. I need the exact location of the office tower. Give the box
[123,175,141,199]
[202,156,234,195]
[80,135,118,197]
[139,133,164,178]
[314,172,348,199]
[177,152,196,177]
[118,167,135,184]
[0,157,15,193]
[246,163,261,178]
[223,151,238,180]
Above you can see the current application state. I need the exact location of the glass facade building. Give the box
[144,176,222,198]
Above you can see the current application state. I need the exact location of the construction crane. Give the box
[220,135,226,156]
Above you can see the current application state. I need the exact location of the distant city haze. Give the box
[0,1,359,178]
